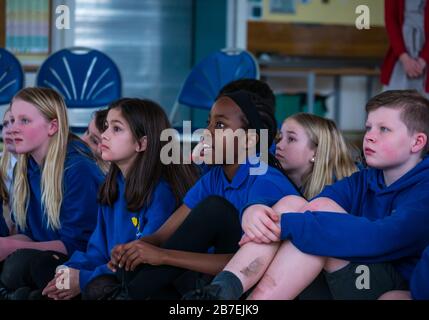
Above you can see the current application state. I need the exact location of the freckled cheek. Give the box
[283,145,300,159]
[281,148,296,162]
[109,138,131,156]
[377,140,403,159]
[21,126,49,145]
[283,144,294,154]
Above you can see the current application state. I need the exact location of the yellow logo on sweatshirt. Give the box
[131,217,139,228]
[132,215,144,239]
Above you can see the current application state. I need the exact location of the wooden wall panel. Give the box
[247,21,389,59]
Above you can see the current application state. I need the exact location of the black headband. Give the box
[221,90,263,131]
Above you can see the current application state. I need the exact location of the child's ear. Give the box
[136,136,147,153]
[48,119,59,136]
[411,132,427,154]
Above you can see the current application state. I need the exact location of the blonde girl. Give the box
[0,87,103,300]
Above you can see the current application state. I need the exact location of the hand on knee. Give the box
[241,205,281,244]
[303,197,347,213]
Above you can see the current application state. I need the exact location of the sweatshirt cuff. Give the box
[79,269,94,291]
[280,212,306,240]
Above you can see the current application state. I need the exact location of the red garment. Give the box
[381,0,429,92]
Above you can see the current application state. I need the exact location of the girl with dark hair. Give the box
[99,90,299,300]
[42,98,199,300]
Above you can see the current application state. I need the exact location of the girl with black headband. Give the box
[90,90,299,300]
[185,113,359,300]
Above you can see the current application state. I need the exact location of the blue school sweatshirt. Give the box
[19,140,104,255]
[65,174,177,290]
[410,245,429,300]
[280,156,429,281]
[184,158,299,217]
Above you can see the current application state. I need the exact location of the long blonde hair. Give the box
[12,87,69,230]
[1,107,12,203]
[0,152,10,204]
[0,148,12,201]
[288,113,357,199]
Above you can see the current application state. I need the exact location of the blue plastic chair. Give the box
[169,48,259,125]
[0,48,24,105]
[37,47,121,132]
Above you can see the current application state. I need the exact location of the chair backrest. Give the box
[169,48,259,123]
[36,47,121,131]
[0,48,24,105]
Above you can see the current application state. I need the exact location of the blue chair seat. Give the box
[37,47,121,132]
[0,48,24,130]
[169,48,259,126]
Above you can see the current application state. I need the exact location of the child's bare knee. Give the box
[378,290,412,300]
[323,257,350,273]
[272,195,308,214]
[303,197,346,213]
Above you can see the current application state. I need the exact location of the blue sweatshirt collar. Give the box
[369,156,429,194]
[222,155,267,189]
[27,156,40,177]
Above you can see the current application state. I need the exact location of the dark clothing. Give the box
[121,196,242,300]
[1,249,68,291]
[324,262,408,300]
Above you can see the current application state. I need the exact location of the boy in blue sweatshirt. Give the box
[187,90,429,300]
